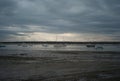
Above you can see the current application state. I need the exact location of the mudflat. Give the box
[0,51,120,81]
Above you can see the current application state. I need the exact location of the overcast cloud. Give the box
[0,0,120,41]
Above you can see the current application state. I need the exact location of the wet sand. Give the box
[0,51,120,81]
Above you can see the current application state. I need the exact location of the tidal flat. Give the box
[0,50,120,81]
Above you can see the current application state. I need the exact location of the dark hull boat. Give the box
[86,44,95,48]
[0,45,6,48]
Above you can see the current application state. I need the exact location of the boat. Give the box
[54,35,67,48]
[86,44,95,48]
[95,46,104,50]
[42,44,48,47]
[21,43,28,47]
[0,45,6,48]
[54,44,66,48]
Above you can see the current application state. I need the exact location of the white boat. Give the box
[54,35,67,48]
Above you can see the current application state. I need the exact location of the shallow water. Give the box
[0,44,120,55]
[0,44,120,81]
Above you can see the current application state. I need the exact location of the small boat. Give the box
[20,53,27,56]
[86,44,95,48]
[95,46,104,50]
[42,44,48,47]
[0,45,6,48]
[21,43,28,47]
[54,44,66,48]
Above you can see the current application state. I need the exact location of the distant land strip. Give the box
[0,41,120,44]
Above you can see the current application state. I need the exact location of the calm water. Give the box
[0,44,120,54]
[1,44,120,50]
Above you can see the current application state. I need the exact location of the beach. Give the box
[0,47,120,81]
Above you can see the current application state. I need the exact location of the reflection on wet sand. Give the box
[0,50,120,81]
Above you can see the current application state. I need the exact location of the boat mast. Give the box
[56,35,58,42]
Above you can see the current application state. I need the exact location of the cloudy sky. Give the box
[0,0,120,41]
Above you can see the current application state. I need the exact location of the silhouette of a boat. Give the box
[0,45,6,48]
[54,44,66,48]
[86,44,95,48]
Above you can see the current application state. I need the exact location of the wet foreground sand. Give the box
[0,51,120,81]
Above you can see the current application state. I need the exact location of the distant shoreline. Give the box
[0,41,120,44]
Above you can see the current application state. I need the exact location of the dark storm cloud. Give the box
[0,0,120,41]
[0,0,17,40]
[0,0,16,14]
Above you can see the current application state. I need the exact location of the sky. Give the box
[0,0,120,41]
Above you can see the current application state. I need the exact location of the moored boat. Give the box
[0,45,6,48]
[54,44,66,48]
[86,44,95,48]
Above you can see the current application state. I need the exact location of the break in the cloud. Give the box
[0,0,120,41]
